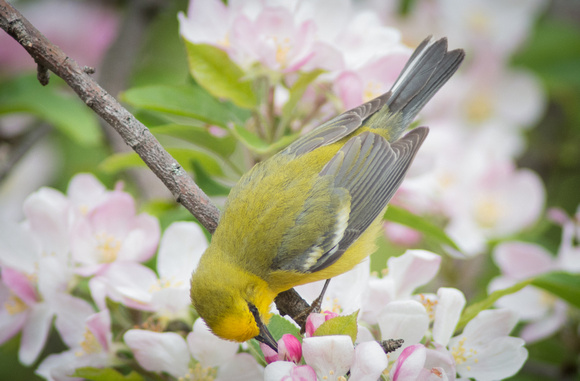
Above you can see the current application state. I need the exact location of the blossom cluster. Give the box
[0,174,210,379]
[179,0,548,257]
[258,250,528,381]
[379,0,548,256]
[0,174,529,380]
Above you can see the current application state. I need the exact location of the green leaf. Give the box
[232,125,298,155]
[0,75,101,146]
[191,161,231,197]
[130,1,189,87]
[268,314,302,342]
[184,42,257,109]
[121,84,251,127]
[512,19,580,88]
[457,279,532,330]
[531,272,580,309]
[73,367,143,381]
[279,69,324,131]
[150,124,237,157]
[99,148,223,176]
[314,311,359,344]
[384,205,461,252]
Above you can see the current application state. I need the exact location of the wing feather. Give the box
[281,92,391,157]
[272,127,428,273]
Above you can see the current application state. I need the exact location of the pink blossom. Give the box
[436,0,546,58]
[125,318,263,380]
[88,222,207,315]
[70,191,160,276]
[384,221,423,247]
[489,241,569,342]
[391,344,456,381]
[349,341,389,381]
[335,51,409,109]
[302,335,354,380]
[36,310,114,381]
[363,250,441,324]
[179,0,321,72]
[0,219,83,365]
[304,311,339,337]
[264,361,317,381]
[377,300,430,358]
[445,163,545,255]
[448,309,527,380]
[261,334,303,364]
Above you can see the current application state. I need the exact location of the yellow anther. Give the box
[96,233,121,263]
[4,293,28,315]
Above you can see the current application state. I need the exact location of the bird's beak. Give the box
[249,303,278,351]
[255,316,278,351]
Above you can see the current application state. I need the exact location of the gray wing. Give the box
[280,92,391,157]
[272,127,429,273]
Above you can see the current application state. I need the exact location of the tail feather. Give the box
[385,36,465,139]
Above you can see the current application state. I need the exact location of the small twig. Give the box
[274,288,312,329]
[36,63,49,85]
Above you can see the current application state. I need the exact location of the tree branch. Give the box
[0,0,219,233]
[0,0,310,328]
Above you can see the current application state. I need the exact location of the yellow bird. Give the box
[190,36,464,350]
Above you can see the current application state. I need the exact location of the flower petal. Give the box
[19,302,53,365]
[349,341,388,381]
[216,353,264,381]
[157,222,208,281]
[377,300,429,358]
[124,329,190,378]
[187,318,238,367]
[392,344,426,381]
[302,335,354,380]
[433,288,466,346]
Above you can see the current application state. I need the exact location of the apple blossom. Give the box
[302,335,354,380]
[490,241,569,342]
[125,318,263,380]
[363,250,441,324]
[264,361,317,381]
[391,344,455,381]
[36,310,115,381]
[261,334,302,364]
[448,309,528,380]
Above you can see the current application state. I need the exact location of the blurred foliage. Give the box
[515,13,580,217]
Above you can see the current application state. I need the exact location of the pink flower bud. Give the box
[304,311,339,337]
[278,334,302,363]
[260,342,280,364]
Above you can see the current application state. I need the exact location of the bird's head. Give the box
[190,255,278,350]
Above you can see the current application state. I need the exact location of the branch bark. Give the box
[0,0,310,327]
[0,0,220,233]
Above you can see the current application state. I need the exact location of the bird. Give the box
[190,36,465,350]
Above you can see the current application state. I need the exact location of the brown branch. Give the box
[0,0,308,327]
[0,0,219,233]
